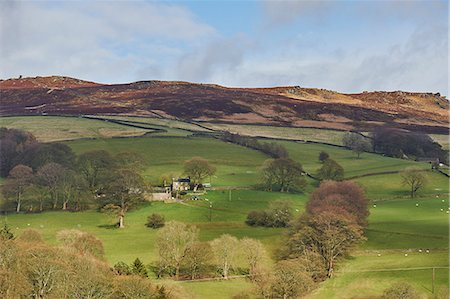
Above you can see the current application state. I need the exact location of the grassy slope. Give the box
[0,118,448,298]
[1,190,305,264]
[0,116,148,142]
[202,123,347,145]
[66,137,268,187]
[279,141,429,178]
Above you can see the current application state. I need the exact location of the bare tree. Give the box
[77,150,116,195]
[343,132,372,158]
[272,259,315,299]
[401,167,427,198]
[286,212,365,278]
[36,162,66,209]
[2,164,33,212]
[210,234,239,279]
[156,221,199,280]
[240,238,267,279]
[183,157,216,191]
[111,275,155,299]
[101,169,148,228]
[183,242,213,280]
[59,170,80,210]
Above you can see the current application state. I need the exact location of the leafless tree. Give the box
[156,221,199,280]
[210,234,239,279]
[401,167,427,198]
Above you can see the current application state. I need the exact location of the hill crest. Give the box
[1,76,448,133]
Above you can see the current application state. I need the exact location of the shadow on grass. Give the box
[97,224,118,229]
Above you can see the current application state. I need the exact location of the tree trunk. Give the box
[175,265,180,280]
[223,261,228,279]
[39,200,43,212]
[53,191,58,209]
[327,260,334,278]
[118,215,125,228]
[16,191,21,213]
[62,201,67,210]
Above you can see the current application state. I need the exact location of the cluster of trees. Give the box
[1,129,150,228]
[0,128,38,177]
[154,221,268,281]
[276,180,368,291]
[221,132,289,158]
[113,258,150,277]
[0,227,184,299]
[372,127,447,163]
[260,158,306,192]
[246,200,293,227]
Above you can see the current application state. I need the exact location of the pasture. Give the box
[0,116,148,142]
[0,115,448,298]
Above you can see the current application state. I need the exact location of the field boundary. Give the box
[336,266,449,273]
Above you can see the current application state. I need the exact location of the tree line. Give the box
[343,128,447,164]
[0,128,151,229]
[221,132,289,159]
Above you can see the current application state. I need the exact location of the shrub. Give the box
[146,213,165,229]
[0,223,15,240]
[17,229,43,243]
[382,282,419,299]
[246,201,293,227]
[113,261,132,275]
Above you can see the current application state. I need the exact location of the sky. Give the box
[0,0,448,95]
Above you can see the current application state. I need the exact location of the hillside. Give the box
[1,76,448,133]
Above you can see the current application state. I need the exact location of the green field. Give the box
[66,137,268,186]
[0,116,149,142]
[202,123,347,145]
[1,116,448,298]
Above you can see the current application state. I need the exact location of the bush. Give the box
[246,210,268,226]
[146,213,165,229]
[0,223,15,240]
[17,229,43,243]
[246,201,293,228]
[113,261,132,275]
[382,282,419,299]
[318,151,329,162]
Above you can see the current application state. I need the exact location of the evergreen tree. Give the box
[132,258,148,277]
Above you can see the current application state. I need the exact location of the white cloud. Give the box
[0,1,216,83]
[173,34,254,83]
[0,0,447,96]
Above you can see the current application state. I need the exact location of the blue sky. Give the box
[0,0,448,95]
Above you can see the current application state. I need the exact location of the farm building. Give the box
[172,177,190,191]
